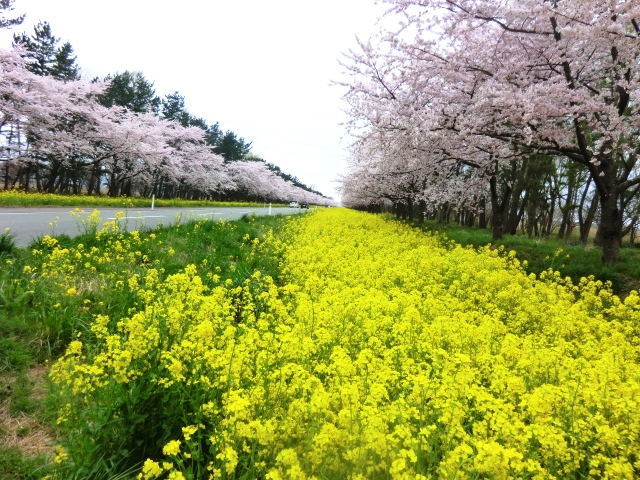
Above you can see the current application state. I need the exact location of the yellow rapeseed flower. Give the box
[47,209,640,479]
[162,440,181,456]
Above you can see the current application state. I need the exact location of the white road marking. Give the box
[107,215,167,220]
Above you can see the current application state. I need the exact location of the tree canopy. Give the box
[13,21,79,80]
[339,0,640,262]
[0,0,23,29]
[0,11,332,205]
[98,71,160,114]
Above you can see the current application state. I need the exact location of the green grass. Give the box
[0,212,293,478]
[0,338,31,373]
[8,374,38,416]
[0,447,50,480]
[0,212,290,373]
[0,230,16,255]
[0,190,286,208]
[409,218,640,297]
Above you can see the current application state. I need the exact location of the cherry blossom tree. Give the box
[1,45,332,205]
[340,0,640,262]
[0,48,230,197]
[225,160,334,205]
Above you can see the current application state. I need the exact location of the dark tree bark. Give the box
[489,175,511,240]
[478,197,487,229]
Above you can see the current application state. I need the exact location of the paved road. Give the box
[0,206,307,247]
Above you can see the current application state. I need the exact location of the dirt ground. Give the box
[0,364,55,459]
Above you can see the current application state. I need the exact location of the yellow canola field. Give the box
[50,209,640,479]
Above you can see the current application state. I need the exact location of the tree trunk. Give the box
[579,190,599,244]
[489,176,511,240]
[506,192,522,235]
[578,178,595,243]
[438,203,448,226]
[478,197,487,229]
[122,180,133,197]
[558,182,573,238]
[87,163,103,196]
[506,183,527,235]
[465,210,475,227]
[23,165,31,192]
[35,164,42,192]
[598,191,621,263]
[3,162,9,191]
[545,194,556,237]
[108,171,119,197]
[11,166,22,188]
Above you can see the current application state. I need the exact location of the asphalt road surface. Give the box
[0,206,307,247]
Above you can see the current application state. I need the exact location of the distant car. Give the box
[289,201,299,208]
[300,202,309,209]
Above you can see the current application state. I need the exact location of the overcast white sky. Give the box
[0,0,389,200]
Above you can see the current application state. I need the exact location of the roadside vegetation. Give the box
[0,210,289,479]
[0,208,638,479]
[410,218,640,297]
[0,190,285,209]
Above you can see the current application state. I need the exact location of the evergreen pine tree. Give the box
[0,0,24,29]
[13,21,80,80]
[51,41,80,81]
[206,122,223,146]
[161,92,187,123]
[214,131,252,162]
[99,71,160,113]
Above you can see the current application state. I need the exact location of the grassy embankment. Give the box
[0,190,285,209]
[410,218,640,297]
[0,210,290,479]
[0,208,638,478]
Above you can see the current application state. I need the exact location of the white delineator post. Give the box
[151,195,155,211]
[269,203,272,216]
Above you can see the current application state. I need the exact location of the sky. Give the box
[0,0,389,200]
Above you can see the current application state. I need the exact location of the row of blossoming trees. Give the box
[0,48,332,205]
[338,0,640,262]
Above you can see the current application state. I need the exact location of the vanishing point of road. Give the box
[0,206,306,247]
